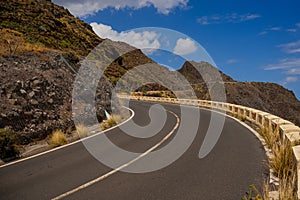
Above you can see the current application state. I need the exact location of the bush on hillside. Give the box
[0,129,19,160]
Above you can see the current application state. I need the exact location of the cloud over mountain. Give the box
[53,0,189,16]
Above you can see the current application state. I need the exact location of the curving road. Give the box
[0,100,267,200]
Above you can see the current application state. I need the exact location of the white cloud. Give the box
[197,13,260,25]
[278,40,300,54]
[258,31,268,36]
[244,14,261,20]
[288,68,300,74]
[264,58,300,71]
[264,58,300,86]
[173,38,198,56]
[297,22,300,28]
[286,29,297,32]
[53,0,189,16]
[283,76,298,86]
[258,26,282,36]
[197,16,210,25]
[268,27,281,31]
[226,59,239,64]
[91,23,161,50]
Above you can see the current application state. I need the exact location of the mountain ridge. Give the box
[178,61,300,126]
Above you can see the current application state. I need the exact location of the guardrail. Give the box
[120,95,300,199]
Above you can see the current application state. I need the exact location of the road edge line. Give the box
[52,110,180,200]
[0,106,135,169]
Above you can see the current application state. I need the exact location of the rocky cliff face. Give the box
[178,61,300,126]
[225,82,300,126]
[0,0,153,145]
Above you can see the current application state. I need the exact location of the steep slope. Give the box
[178,61,300,126]
[178,61,235,84]
[225,82,300,126]
[0,0,102,57]
[0,0,153,148]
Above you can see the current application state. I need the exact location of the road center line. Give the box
[52,110,180,200]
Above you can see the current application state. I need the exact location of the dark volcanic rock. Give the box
[0,52,112,144]
[178,61,300,126]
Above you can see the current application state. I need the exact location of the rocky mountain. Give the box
[134,60,300,126]
[225,82,300,126]
[0,0,153,146]
[178,61,300,126]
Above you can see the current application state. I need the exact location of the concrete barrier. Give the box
[118,95,300,198]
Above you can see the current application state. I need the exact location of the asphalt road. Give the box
[0,100,267,200]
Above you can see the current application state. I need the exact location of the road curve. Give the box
[0,100,267,200]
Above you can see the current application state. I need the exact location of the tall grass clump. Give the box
[76,124,89,138]
[268,138,298,198]
[259,127,279,150]
[100,115,122,130]
[278,171,297,199]
[269,140,294,179]
[49,130,68,147]
[251,126,298,199]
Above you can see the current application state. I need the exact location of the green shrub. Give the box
[242,184,262,200]
[0,129,19,160]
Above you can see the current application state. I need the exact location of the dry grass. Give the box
[266,138,298,199]
[100,115,122,130]
[278,172,297,199]
[255,126,298,199]
[49,130,68,147]
[269,140,294,179]
[259,127,279,150]
[239,115,247,122]
[0,29,58,56]
[75,124,89,138]
[261,181,271,200]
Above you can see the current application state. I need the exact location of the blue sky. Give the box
[54,0,300,99]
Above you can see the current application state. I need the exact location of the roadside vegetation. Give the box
[227,113,298,199]
[49,130,68,147]
[259,128,279,150]
[100,115,122,131]
[75,124,89,138]
[0,129,20,161]
[242,184,263,200]
[241,125,298,199]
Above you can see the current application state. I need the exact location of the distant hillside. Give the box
[178,61,300,126]
[134,61,300,126]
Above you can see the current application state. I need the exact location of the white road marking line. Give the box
[0,107,135,168]
[52,110,180,200]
